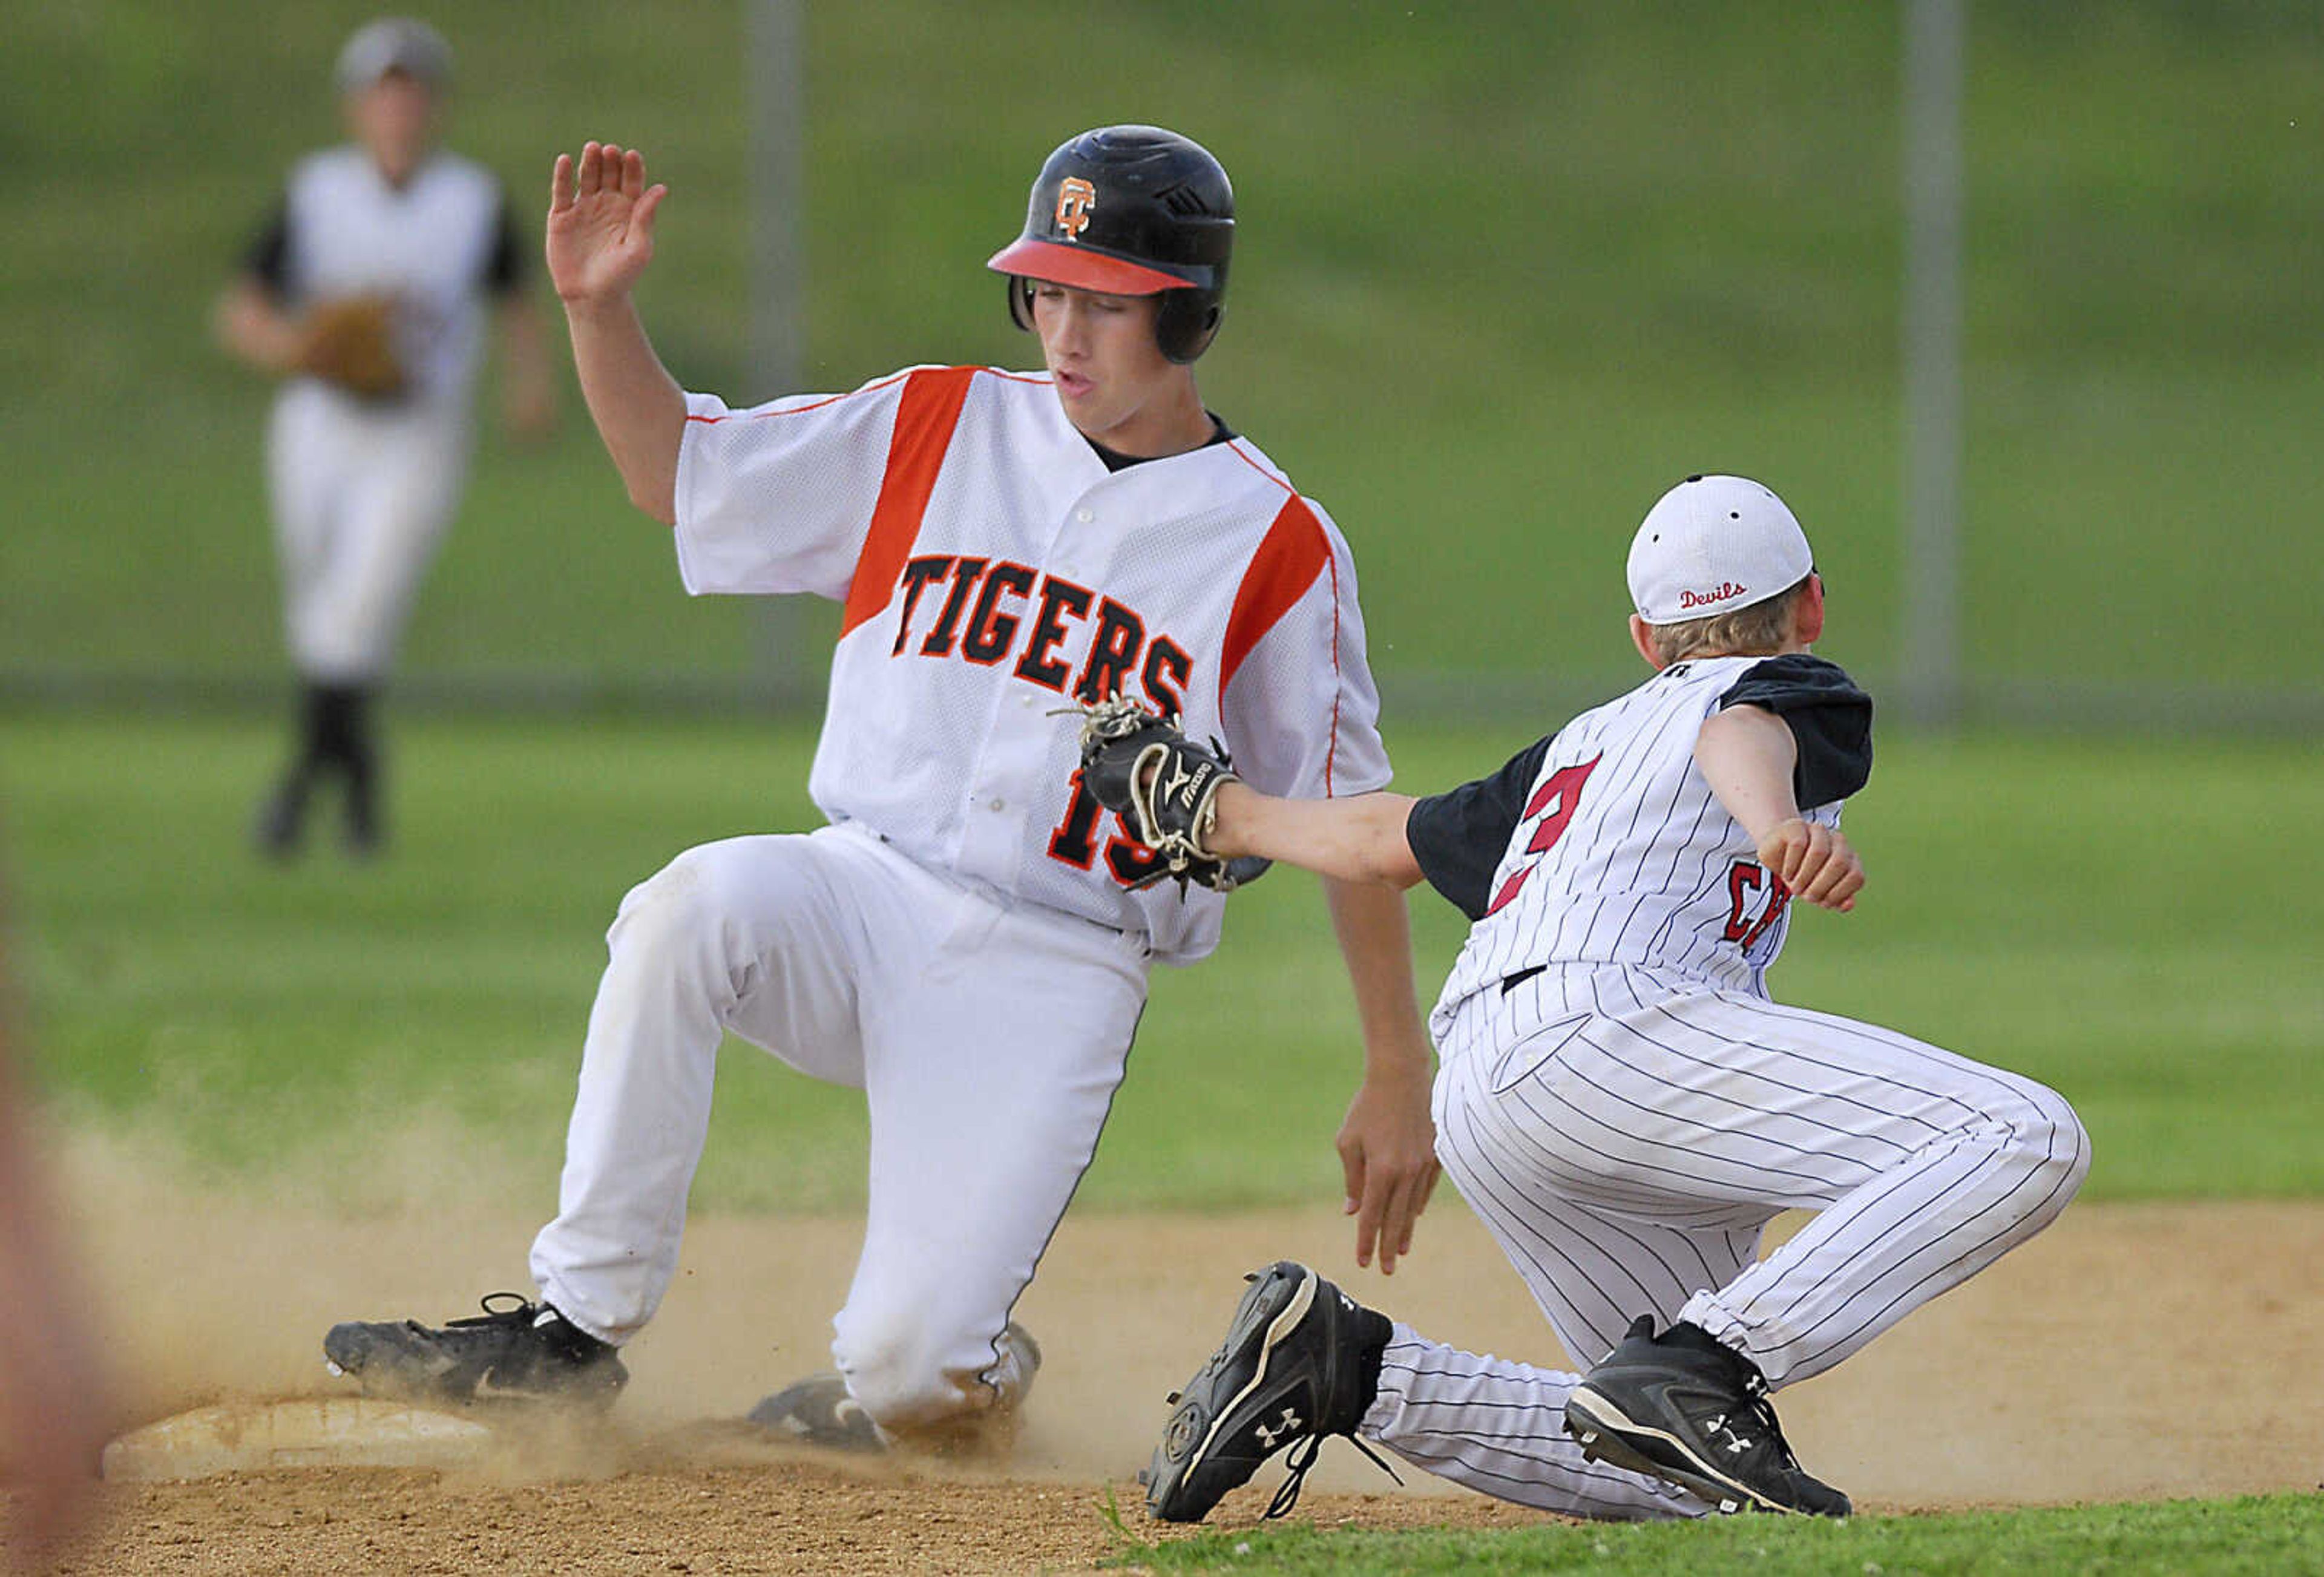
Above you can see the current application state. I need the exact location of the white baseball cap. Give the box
[1626,474,1814,626]
[336,17,453,94]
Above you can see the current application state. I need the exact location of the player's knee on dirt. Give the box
[832,1308,1021,1434]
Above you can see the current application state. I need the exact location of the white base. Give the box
[101,1398,493,1481]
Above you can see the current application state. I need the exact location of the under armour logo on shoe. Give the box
[1707,1414,1754,1454]
[1253,1407,1302,1447]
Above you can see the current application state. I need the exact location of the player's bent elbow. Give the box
[624,472,679,525]
[1365,845,1428,891]
[1330,793,1420,888]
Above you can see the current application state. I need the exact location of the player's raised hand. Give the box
[547,142,669,307]
[1759,818,1865,912]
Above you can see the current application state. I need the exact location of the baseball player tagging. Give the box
[1137,475,2089,1521]
[321,125,1440,1446]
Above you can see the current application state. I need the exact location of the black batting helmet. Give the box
[985,125,1233,364]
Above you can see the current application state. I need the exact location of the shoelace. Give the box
[1262,1430,1403,1520]
[447,1291,538,1328]
[1736,1389,1804,1469]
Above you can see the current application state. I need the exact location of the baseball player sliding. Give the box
[1101,476,2089,1520]
[215,18,556,858]
[321,125,1439,1448]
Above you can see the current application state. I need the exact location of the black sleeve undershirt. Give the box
[243,200,292,295]
[1402,735,1554,921]
[483,193,527,297]
[244,187,528,300]
[1717,653,1874,810]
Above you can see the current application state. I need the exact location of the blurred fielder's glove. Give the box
[1074,697,1267,893]
[298,294,407,399]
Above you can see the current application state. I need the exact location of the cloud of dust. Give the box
[52,1109,565,1438]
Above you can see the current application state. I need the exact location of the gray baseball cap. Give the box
[335,17,453,94]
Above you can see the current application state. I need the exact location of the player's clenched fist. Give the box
[547,142,668,306]
[1758,817,1864,911]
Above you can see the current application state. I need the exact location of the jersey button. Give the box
[1074,507,1094,525]
[988,797,1006,811]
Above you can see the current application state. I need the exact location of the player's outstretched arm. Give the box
[548,142,686,523]
[1694,706,1865,911]
[1208,782,1425,890]
[1322,878,1440,1274]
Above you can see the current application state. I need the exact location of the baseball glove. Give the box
[297,294,407,399]
[1075,697,1267,892]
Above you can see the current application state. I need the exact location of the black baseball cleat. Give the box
[1141,1261,1396,1523]
[747,1322,1043,1452]
[323,1293,628,1408]
[1564,1314,1850,1517]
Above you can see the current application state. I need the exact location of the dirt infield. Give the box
[15,1132,2324,1573]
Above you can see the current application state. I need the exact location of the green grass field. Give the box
[1115,1492,2324,1575]
[4,3,2320,709]
[6,712,2318,1210]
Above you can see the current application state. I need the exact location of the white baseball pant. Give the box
[268,383,469,682]
[529,821,1151,1432]
[1357,963,2086,1511]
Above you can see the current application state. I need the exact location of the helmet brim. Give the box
[984,237,1198,297]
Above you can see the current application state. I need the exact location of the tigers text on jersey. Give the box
[673,364,1391,962]
[1413,654,1871,1056]
[255,146,523,404]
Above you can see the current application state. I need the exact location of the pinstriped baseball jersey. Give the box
[674,364,1390,961]
[1337,637,2084,1518]
[1417,654,1871,1058]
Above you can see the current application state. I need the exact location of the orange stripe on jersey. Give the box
[1220,496,1341,786]
[839,366,977,639]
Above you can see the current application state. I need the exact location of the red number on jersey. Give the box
[1721,859,1793,949]
[1485,754,1603,916]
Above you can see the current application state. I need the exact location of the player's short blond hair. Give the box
[1644,574,1812,666]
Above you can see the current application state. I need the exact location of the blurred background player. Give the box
[1132,476,2088,1522]
[320,126,1439,1449]
[213,16,556,859]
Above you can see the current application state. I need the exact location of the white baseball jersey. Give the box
[246,146,525,680]
[259,146,520,404]
[674,364,1393,961]
[1336,649,2087,1518]
[533,364,1398,1431]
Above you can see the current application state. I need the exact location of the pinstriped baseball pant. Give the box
[1359,964,2086,1512]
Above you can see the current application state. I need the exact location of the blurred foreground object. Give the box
[0,916,108,1568]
